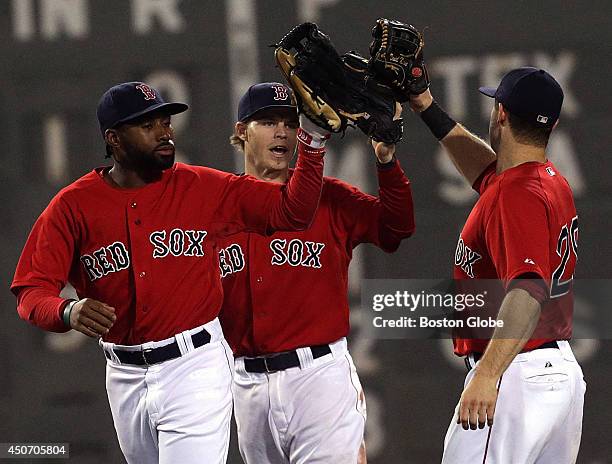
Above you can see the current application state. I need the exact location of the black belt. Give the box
[105,328,211,366]
[466,340,559,370]
[244,345,332,373]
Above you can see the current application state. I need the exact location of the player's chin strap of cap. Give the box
[244,344,331,373]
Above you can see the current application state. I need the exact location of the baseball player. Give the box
[410,68,585,462]
[218,82,415,463]
[10,82,327,464]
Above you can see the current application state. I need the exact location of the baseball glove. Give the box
[274,22,402,144]
[368,18,430,102]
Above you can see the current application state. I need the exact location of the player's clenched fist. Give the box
[69,298,116,338]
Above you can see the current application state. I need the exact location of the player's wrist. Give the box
[409,90,433,113]
[419,100,457,140]
[376,154,397,168]
[473,363,501,382]
[61,300,77,327]
[298,115,331,149]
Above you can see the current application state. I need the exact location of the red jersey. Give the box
[11,144,324,345]
[218,159,415,357]
[453,160,577,356]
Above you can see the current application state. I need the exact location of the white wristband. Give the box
[298,115,331,149]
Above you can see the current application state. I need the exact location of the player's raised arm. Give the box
[215,115,326,236]
[330,156,415,252]
[329,104,415,252]
[409,89,497,186]
[365,19,497,186]
[265,121,327,231]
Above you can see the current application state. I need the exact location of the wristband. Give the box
[297,128,329,149]
[419,100,457,140]
[298,115,331,149]
[62,300,77,327]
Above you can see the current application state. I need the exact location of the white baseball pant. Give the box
[442,340,586,464]
[233,338,366,464]
[101,318,234,464]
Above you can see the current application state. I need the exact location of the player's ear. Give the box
[105,129,121,150]
[235,122,248,142]
[497,103,509,126]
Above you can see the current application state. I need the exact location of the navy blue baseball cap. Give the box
[238,82,296,121]
[97,82,188,135]
[479,67,563,127]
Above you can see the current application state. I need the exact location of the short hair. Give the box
[506,109,553,148]
[229,108,298,152]
[229,133,245,152]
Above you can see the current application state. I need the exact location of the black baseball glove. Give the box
[274,22,402,144]
[368,18,430,102]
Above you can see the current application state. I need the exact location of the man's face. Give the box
[114,111,176,172]
[489,102,501,153]
[242,108,299,174]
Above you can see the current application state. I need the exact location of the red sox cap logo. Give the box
[271,84,289,101]
[135,83,157,100]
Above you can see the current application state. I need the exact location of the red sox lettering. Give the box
[149,229,207,258]
[79,229,208,282]
[218,239,326,277]
[80,241,130,281]
[454,237,481,278]
[219,244,245,278]
[270,238,325,268]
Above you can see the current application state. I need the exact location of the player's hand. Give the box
[457,370,499,430]
[69,298,117,338]
[371,103,402,163]
[408,88,433,113]
[371,139,396,163]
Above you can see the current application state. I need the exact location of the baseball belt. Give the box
[104,328,211,366]
[244,344,332,373]
[466,340,559,371]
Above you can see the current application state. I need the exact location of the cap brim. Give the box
[241,104,297,122]
[478,86,497,98]
[115,102,189,126]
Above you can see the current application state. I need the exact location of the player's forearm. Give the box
[15,286,72,333]
[267,141,324,232]
[440,124,497,186]
[411,91,496,186]
[377,159,416,248]
[476,288,541,380]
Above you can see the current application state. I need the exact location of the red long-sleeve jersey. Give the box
[219,159,415,357]
[11,143,324,345]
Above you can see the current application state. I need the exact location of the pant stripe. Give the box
[482,374,503,464]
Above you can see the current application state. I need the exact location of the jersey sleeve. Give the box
[472,161,497,194]
[214,142,324,236]
[484,181,551,287]
[330,158,415,252]
[10,192,78,332]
